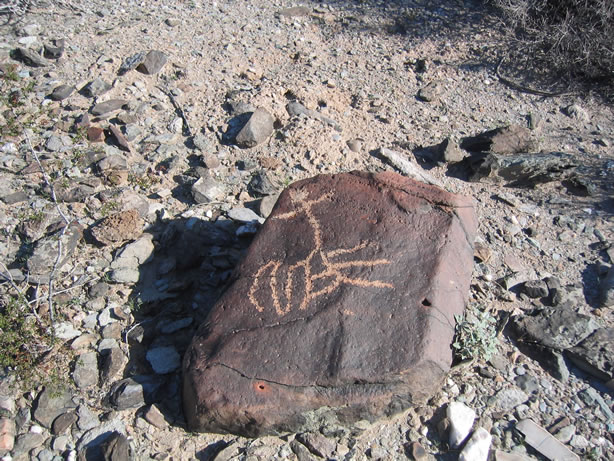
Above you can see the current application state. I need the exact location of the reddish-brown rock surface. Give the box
[183,171,477,436]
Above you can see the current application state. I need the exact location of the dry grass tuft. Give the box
[492,0,614,87]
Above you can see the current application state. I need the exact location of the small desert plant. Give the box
[0,293,54,380]
[452,304,499,362]
[492,0,614,86]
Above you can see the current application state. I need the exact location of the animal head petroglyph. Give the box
[249,189,393,316]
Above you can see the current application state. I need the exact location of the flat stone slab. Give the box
[515,419,580,461]
[183,171,477,436]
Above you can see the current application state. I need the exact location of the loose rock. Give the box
[599,266,614,307]
[49,84,74,101]
[183,171,476,436]
[146,346,181,374]
[461,125,536,155]
[91,99,127,116]
[136,50,167,75]
[459,428,491,461]
[468,152,578,186]
[567,328,614,384]
[192,175,225,203]
[448,401,476,448]
[235,108,274,148]
[90,209,144,246]
[515,419,579,461]
[376,147,441,186]
[73,351,99,388]
[84,78,112,97]
[417,81,442,102]
[14,47,50,67]
[34,387,77,428]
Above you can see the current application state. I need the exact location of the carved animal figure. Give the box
[248,189,393,315]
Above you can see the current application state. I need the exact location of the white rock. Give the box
[52,435,69,452]
[227,207,262,223]
[18,36,38,46]
[192,176,224,204]
[97,338,118,352]
[54,322,82,340]
[97,307,114,327]
[111,234,155,269]
[447,401,476,448]
[146,346,180,374]
[459,427,492,461]
[110,267,139,284]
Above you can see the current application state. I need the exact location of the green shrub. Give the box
[453,304,499,362]
[0,294,55,383]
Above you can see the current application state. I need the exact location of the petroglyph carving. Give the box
[249,189,393,315]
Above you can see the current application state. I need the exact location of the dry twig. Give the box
[23,130,73,325]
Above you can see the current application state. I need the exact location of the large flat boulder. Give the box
[183,171,477,436]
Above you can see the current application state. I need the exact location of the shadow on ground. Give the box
[105,214,254,441]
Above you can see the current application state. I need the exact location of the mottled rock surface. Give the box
[183,171,477,436]
[90,209,144,246]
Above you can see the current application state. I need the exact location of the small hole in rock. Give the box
[421,298,432,307]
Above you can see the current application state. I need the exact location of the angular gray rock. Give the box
[44,39,65,58]
[91,99,127,116]
[101,348,127,383]
[73,352,99,389]
[376,147,441,186]
[227,207,262,223]
[107,376,163,410]
[101,431,131,461]
[15,47,50,67]
[417,81,442,102]
[146,346,181,374]
[26,223,83,284]
[295,432,336,459]
[461,125,536,155]
[235,108,274,148]
[468,152,578,186]
[521,280,549,299]
[51,411,77,435]
[513,304,598,350]
[136,50,167,75]
[259,194,280,218]
[12,432,46,456]
[84,78,112,97]
[438,137,465,163]
[77,419,126,461]
[49,84,74,101]
[192,175,224,204]
[33,387,77,428]
[567,328,614,384]
[77,405,99,431]
[599,266,614,307]
[110,234,155,271]
[249,170,281,196]
[489,387,528,412]
[119,52,146,74]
